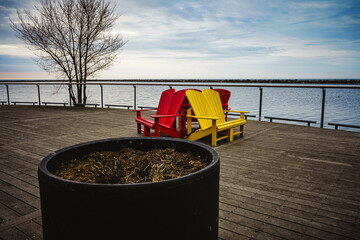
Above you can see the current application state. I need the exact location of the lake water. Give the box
[1,83,359,132]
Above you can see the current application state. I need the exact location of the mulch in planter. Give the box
[54,148,209,184]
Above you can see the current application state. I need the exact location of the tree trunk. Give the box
[83,84,87,104]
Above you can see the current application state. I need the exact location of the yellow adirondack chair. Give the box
[185,89,249,146]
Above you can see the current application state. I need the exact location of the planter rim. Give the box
[38,137,219,189]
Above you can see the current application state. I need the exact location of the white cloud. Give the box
[272,47,353,58]
[0,44,35,57]
[289,1,335,9]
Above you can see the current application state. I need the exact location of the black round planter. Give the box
[38,137,219,240]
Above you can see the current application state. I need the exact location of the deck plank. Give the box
[0,227,31,240]
[0,105,359,240]
[15,220,42,240]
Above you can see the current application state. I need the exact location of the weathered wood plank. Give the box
[0,161,38,179]
[0,173,39,199]
[0,190,37,217]
[0,202,20,223]
[0,180,40,209]
[0,164,38,186]
[16,220,42,240]
[0,227,30,240]
[0,210,41,233]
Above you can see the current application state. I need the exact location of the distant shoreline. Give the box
[1,79,360,84]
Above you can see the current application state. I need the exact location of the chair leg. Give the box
[211,134,217,146]
[227,128,233,142]
[240,125,244,137]
[211,124,217,146]
[144,126,150,136]
[180,109,186,137]
[154,128,159,137]
[137,123,141,133]
[187,108,193,135]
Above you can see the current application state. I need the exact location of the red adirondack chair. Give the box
[135,89,174,136]
[213,88,231,120]
[134,89,186,138]
[151,89,187,138]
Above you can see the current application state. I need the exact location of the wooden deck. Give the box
[0,105,359,240]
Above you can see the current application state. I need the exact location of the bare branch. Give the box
[10,0,125,104]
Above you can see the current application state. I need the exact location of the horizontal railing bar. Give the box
[138,106,157,110]
[105,104,132,109]
[42,102,68,106]
[73,103,100,107]
[265,116,317,123]
[328,122,360,130]
[265,116,317,127]
[227,113,256,120]
[12,101,37,105]
[1,81,360,89]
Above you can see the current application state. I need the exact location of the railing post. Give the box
[37,84,41,106]
[5,84,10,105]
[133,85,136,110]
[100,84,104,108]
[68,84,72,107]
[321,88,326,128]
[259,87,263,121]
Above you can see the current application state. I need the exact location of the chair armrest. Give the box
[151,114,185,118]
[224,110,249,120]
[224,110,250,113]
[186,115,220,120]
[132,108,157,112]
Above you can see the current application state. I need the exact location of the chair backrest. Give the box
[156,89,175,115]
[202,89,226,124]
[213,88,231,108]
[186,89,225,129]
[159,89,186,127]
[181,88,201,107]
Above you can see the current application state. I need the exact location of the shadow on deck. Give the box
[0,106,359,240]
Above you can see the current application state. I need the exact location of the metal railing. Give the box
[328,122,360,130]
[1,80,360,129]
[264,116,317,127]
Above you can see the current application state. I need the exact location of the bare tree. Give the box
[11,0,125,104]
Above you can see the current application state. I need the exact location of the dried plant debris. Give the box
[54,148,209,184]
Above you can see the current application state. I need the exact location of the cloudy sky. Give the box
[0,0,359,79]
